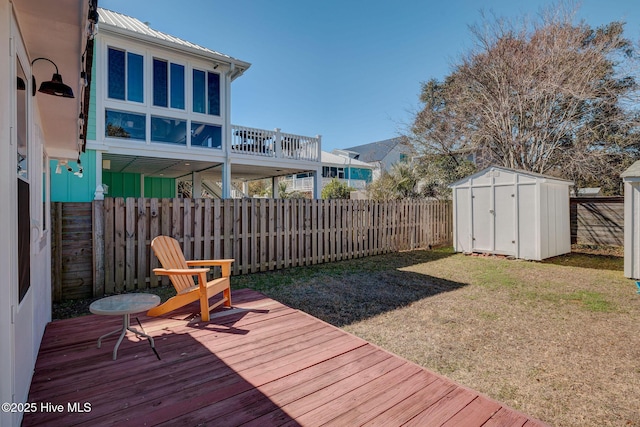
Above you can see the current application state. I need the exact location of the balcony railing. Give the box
[230,125,321,162]
[281,177,368,192]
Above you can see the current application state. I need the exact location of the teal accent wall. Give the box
[144,176,176,198]
[50,151,97,202]
[348,167,373,183]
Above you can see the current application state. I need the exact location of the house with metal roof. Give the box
[51,7,324,202]
[342,136,416,179]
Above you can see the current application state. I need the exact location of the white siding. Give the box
[453,187,471,253]
[623,180,640,278]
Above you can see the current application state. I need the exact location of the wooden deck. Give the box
[24,289,546,426]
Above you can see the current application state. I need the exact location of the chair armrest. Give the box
[153,267,209,276]
[186,259,234,277]
[186,259,235,267]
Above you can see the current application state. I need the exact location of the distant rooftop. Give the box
[343,137,413,163]
[321,151,374,168]
[98,8,250,74]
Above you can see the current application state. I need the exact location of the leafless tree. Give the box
[411,3,640,194]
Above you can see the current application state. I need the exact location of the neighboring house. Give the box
[280,150,375,195]
[51,7,323,202]
[342,136,416,179]
[1,1,96,425]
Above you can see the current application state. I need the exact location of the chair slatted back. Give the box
[151,236,195,293]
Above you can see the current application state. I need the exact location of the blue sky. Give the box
[99,0,640,152]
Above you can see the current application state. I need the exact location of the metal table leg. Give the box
[97,313,158,360]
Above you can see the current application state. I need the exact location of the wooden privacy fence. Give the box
[51,202,95,300]
[570,197,623,247]
[89,198,453,296]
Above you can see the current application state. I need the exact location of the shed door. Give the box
[493,185,516,255]
[471,187,492,251]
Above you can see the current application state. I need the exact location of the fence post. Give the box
[93,200,105,297]
[51,202,62,302]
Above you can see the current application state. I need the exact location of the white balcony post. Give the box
[275,128,282,158]
[316,134,322,162]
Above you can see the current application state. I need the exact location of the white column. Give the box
[192,172,202,198]
[222,162,231,199]
[272,176,280,199]
[313,167,323,199]
[94,151,104,200]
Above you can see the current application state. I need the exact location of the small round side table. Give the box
[89,293,161,360]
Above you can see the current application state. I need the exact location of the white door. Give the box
[14,36,37,409]
[493,185,516,255]
[471,186,492,252]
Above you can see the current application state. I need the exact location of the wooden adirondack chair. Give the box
[147,236,233,321]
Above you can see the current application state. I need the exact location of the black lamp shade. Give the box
[38,73,74,98]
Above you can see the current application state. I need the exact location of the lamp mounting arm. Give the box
[31,57,60,73]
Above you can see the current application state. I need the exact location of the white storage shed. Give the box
[450,166,573,260]
[621,161,640,279]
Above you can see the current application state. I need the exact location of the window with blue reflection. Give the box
[170,63,185,109]
[153,59,168,107]
[207,72,220,116]
[193,69,205,113]
[105,110,146,140]
[127,52,144,102]
[151,116,187,145]
[191,122,222,148]
[108,48,125,100]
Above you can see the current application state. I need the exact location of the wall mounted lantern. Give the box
[31,57,74,98]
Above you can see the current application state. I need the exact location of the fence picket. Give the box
[137,197,147,289]
[149,198,160,287]
[54,199,453,299]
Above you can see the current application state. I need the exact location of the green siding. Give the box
[144,176,175,197]
[50,151,97,202]
[101,173,175,198]
[102,172,141,198]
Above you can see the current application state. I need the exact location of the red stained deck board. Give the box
[482,407,529,427]
[361,378,459,426]
[23,289,547,427]
[441,396,502,426]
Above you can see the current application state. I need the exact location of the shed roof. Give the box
[621,160,640,178]
[449,166,574,187]
[98,8,251,75]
